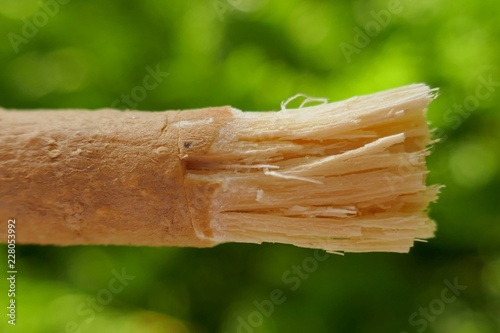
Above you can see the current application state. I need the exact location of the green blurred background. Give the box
[1,0,499,332]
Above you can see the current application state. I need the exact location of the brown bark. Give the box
[0,107,233,247]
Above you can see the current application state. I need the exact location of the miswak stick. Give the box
[0,84,440,253]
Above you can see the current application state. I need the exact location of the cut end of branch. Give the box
[185,84,440,253]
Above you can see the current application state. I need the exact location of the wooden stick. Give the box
[0,84,439,253]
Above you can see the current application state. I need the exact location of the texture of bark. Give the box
[0,107,233,247]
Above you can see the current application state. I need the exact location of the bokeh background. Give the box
[1,0,500,332]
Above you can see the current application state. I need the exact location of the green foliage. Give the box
[1,0,499,332]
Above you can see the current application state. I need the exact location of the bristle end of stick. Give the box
[187,84,439,253]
